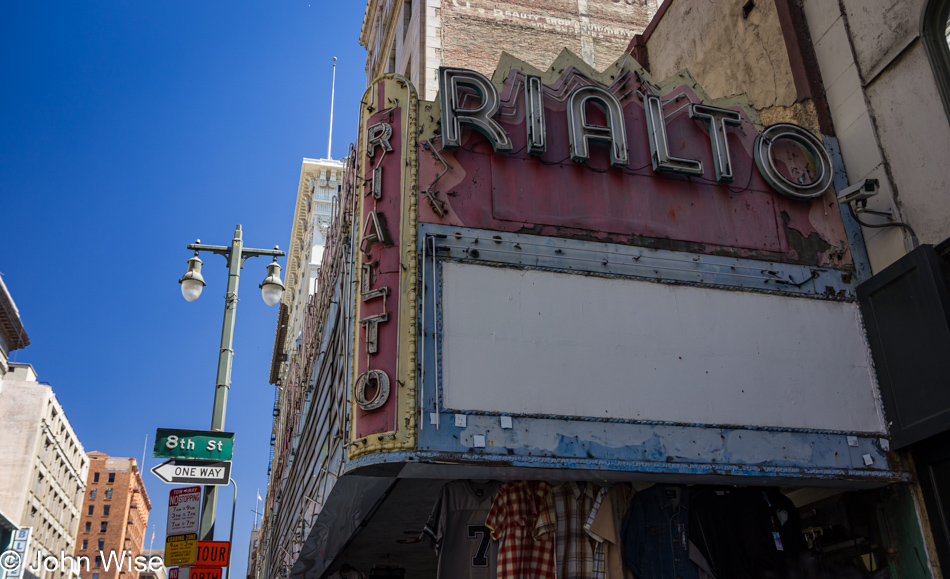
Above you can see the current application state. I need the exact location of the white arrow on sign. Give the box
[151,459,232,486]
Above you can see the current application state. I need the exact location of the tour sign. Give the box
[165,533,198,566]
[154,428,234,460]
[152,459,232,486]
[195,541,230,567]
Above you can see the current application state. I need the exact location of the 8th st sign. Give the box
[154,429,234,461]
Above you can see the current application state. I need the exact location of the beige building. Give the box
[0,276,30,379]
[245,529,259,579]
[262,155,346,577]
[137,550,164,579]
[0,364,89,579]
[360,0,659,101]
[268,156,345,390]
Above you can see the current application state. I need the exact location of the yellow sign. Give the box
[165,533,198,566]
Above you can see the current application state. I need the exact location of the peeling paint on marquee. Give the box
[417,52,852,267]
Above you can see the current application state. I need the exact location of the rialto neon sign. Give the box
[438,67,833,201]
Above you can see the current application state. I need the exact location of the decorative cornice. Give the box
[0,277,29,351]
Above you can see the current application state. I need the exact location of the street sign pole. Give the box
[200,227,243,541]
[224,479,236,579]
[181,226,284,542]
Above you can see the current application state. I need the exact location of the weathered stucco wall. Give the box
[866,41,950,246]
[646,0,797,111]
[805,0,950,265]
[840,0,922,83]
[0,381,43,524]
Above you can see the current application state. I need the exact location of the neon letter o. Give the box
[754,123,833,200]
[355,369,391,411]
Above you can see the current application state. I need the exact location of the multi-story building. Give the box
[268,157,345,393]
[0,363,88,579]
[74,453,151,579]
[360,0,659,102]
[137,550,164,579]
[262,152,349,579]
[261,1,950,578]
[245,529,259,579]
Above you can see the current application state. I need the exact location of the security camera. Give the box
[837,178,879,204]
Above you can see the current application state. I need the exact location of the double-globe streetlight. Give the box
[178,224,286,540]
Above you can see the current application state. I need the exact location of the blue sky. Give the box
[1,2,367,577]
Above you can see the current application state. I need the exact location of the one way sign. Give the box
[151,459,232,486]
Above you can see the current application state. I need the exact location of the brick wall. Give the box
[362,0,657,102]
[440,0,656,77]
[75,455,150,579]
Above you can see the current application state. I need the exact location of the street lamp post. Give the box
[179,224,286,541]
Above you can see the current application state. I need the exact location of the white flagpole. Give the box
[327,57,337,160]
[141,434,148,470]
[255,490,261,529]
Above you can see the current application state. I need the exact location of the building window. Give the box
[403,0,412,37]
[103,506,110,516]
[107,473,115,483]
[93,472,99,482]
[88,506,94,515]
[90,488,97,499]
[85,522,91,532]
[97,539,104,550]
[93,574,99,579]
[95,556,101,568]
[81,540,87,550]
[100,522,107,532]
[923,0,950,122]
[105,489,113,499]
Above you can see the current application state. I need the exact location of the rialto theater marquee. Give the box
[287,51,903,578]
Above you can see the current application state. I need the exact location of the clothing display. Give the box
[584,484,637,579]
[622,484,698,579]
[485,480,556,579]
[535,481,602,579]
[689,486,804,579]
[689,541,716,579]
[422,480,502,579]
[416,480,808,579]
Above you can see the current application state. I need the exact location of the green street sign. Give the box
[154,429,235,461]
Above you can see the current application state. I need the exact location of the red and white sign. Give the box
[195,541,230,566]
[188,568,222,579]
[168,567,219,579]
[167,486,201,536]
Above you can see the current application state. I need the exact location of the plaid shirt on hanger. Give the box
[535,481,601,579]
[485,481,556,579]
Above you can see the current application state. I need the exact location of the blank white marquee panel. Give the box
[439,262,885,433]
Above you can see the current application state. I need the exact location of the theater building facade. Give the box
[259,3,950,577]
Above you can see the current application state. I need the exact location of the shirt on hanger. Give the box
[622,484,699,579]
[535,481,601,579]
[422,480,501,579]
[485,480,555,579]
[584,484,636,579]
